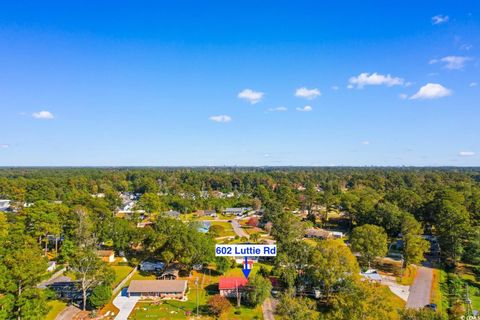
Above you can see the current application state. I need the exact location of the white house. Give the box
[0,200,11,212]
[47,261,57,272]
[224,207,253,216]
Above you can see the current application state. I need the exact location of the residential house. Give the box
[0,200,11,212]
[331,231,344,239]
[195,209,217,217]
[97,250,115,263]
[219,277,248,297]
[91,193,105,198]
[360,269,382,282]
[47,261,57,272]
[305,228,333,240]
[127,280,188,299]
[137,221,154,228]
[197,221,211,233]
[46,277,83,303]
[139,260,165,272]
[224,207,252,216]
[159,265,180,280]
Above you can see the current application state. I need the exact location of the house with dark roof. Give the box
[159,265,180,280]
[127,280,188,299]
[218,277,248,297]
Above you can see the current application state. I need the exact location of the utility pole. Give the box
[195,277,199,317]
[465,283,472,316]
[236,280,241,307]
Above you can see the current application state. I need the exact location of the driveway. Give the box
[406,266,433,309]
[55,306,80,320]
[231,219,249,238]
[381,275,410,301]
[113,288,140,320]
[262,297,278,320]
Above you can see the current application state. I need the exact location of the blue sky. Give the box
[0,1,479,166]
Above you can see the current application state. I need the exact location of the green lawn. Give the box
[45,300,67,320]
[211,221,236,237]
[379,286,405,320]
[111,264,134,288]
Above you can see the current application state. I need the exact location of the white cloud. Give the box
[470,82,478,87]
[430,56,472,70]
[399,93,408,100]
[295,87,321,99]
[431,15,449,25]
[209,115,232,123]
[361,141,370,145]
[459,44,473,51]
[410,83,452,100]
[348,72,404,88]
[32,110,55,119]
[331,86,339,90]
[238,89,264,104]
[0,144,9,149]
[459,151,475,157]
[296,105,313,112]
[267,107,287,112]
[347,84,354,89]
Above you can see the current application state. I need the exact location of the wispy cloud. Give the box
[431,15,449,25]
[295,87,321,99]
[0,144,9,149]
[459,151,475,157]
[296,105,313,112]
[348,72,404,88]
[470,82,478,87]
[238,89,264,104]
[331,86,339,91]
[267,107,287,112]
[429,56,472,70]
[459,44,473,51]
[209,115,232,123]
[361,141,370,145]
[32,110,55,119]
[399,93,408,100]
[410,83,452,100]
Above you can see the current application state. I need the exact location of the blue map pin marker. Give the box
[242,256,251,279]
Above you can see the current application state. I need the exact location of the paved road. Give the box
[231,219,249,238]
[406,266,433,309]
[262,298,278,320]
[55,306,80,320]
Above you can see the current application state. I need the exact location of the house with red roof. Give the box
[218,277,248,298]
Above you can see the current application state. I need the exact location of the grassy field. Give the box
[380,286,406,320]
[211,221,236,237]
[398,265,417,286]
[45,300,67,320]
[431,269,448,316]
[111,264,134,288]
